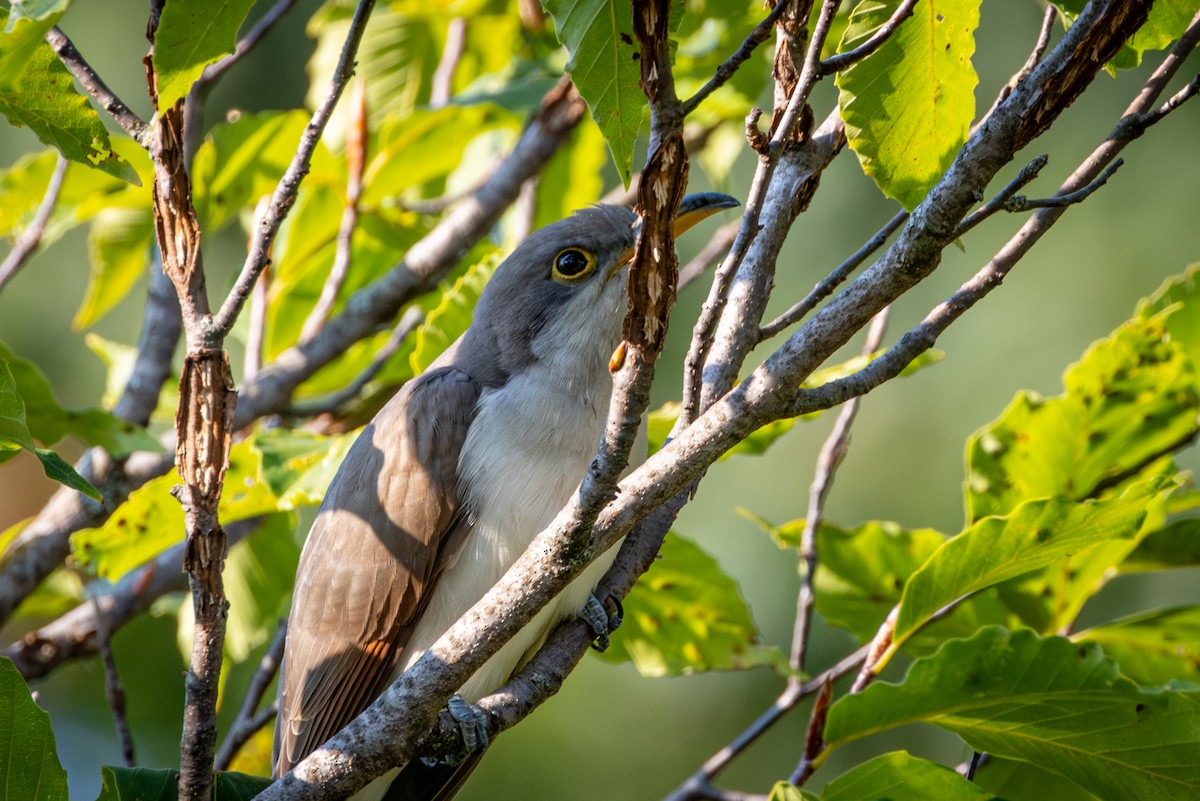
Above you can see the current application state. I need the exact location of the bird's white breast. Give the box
[398,312,624,701]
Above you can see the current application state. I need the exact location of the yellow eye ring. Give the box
[551,247,596,282]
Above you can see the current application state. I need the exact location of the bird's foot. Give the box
[446,694,489,759]
[583,593,624,652]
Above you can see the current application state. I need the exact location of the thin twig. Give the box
[661,645,870,801]
[1134,71,1200,129]
[195,0,302,91]
[288,305,425,417]
[430,17,467,107]
[679,221,738,290]
[210,0,378,340]
[819,0,918,74]
[1007,158,1124,210]
[791,309,889,676]
[954,154,1049,238]
[966,751,987,781]
[682,1,788,115]
[0,154,68,292]
[983,4,1058,124]
[214,620,287,771]
[92,595,136,767]
[44,26,150,145]
[300,79,368,343]
[758,210,906,341]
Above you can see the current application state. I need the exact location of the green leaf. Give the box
[1076,606,1200,686]
[306,3,439,142]
[835,0,980,210]
[73,207,155,329]
[362,105,519,208]
[0,657,69,801]
[409,254,500,375]
[192,110,335,233]
[97,766,271,801]
[895,482,1161,646]
[811,520,947,642]
[84,333,176,417]
[594,532,777,676]
[825,628,1200,801]
[966,313,1200,522]
[72,432,353,580]
[0,359,101,500]
[974,756,1102,801]
[822,752,1001,801]
[0,341,162,456]
[543,0,643,185]
[768,782,819,801]
[0,0,71,92]
[0,43,138,183]
[151,0,257,109]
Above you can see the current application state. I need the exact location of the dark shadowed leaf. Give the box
[0,657,69,801]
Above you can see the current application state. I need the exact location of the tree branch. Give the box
[0,154,68,292]
[681,1,788,115]
[819,0,918,74]
[44,26,150,146]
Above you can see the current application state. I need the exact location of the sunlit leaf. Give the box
[836,0,980,209]
[72,432,351,580]
[0,44,138,183]
[966,313,1200,522]
[895,481,1163,646]
[823,752,1001,801]
[1076,606,1200,686]
[768,782,818,801]
[825,628,1200,801]
[533,118,607,231]
[0,0,72,92]
[1137,263,1200,381]
[152,0,257,109]
[594,532,778,676]
[191,110,333,233]
[0,657,69,801]
[543,0,643,185]
[74,207,154,329]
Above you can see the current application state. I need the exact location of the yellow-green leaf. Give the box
[152,0,257,109]
[836,0,980,210]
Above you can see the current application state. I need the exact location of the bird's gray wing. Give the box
[273,367,481,776]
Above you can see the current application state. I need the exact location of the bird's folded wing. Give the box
[274,367,482,776]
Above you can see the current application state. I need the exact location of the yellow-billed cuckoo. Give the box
[272,193,737,800]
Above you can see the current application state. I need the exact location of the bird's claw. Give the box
[445,694,489,763]
[583,593,623,652]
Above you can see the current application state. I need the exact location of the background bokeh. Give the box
[1,2,1198,799]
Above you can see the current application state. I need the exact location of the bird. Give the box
[272,193,738,801]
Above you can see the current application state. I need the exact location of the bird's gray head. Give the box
[457,193,738,385]
[464,204,639,382]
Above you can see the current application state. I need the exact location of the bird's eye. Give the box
[551,248,596,282]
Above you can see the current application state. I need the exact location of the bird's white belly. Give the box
[397,369,619,700]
